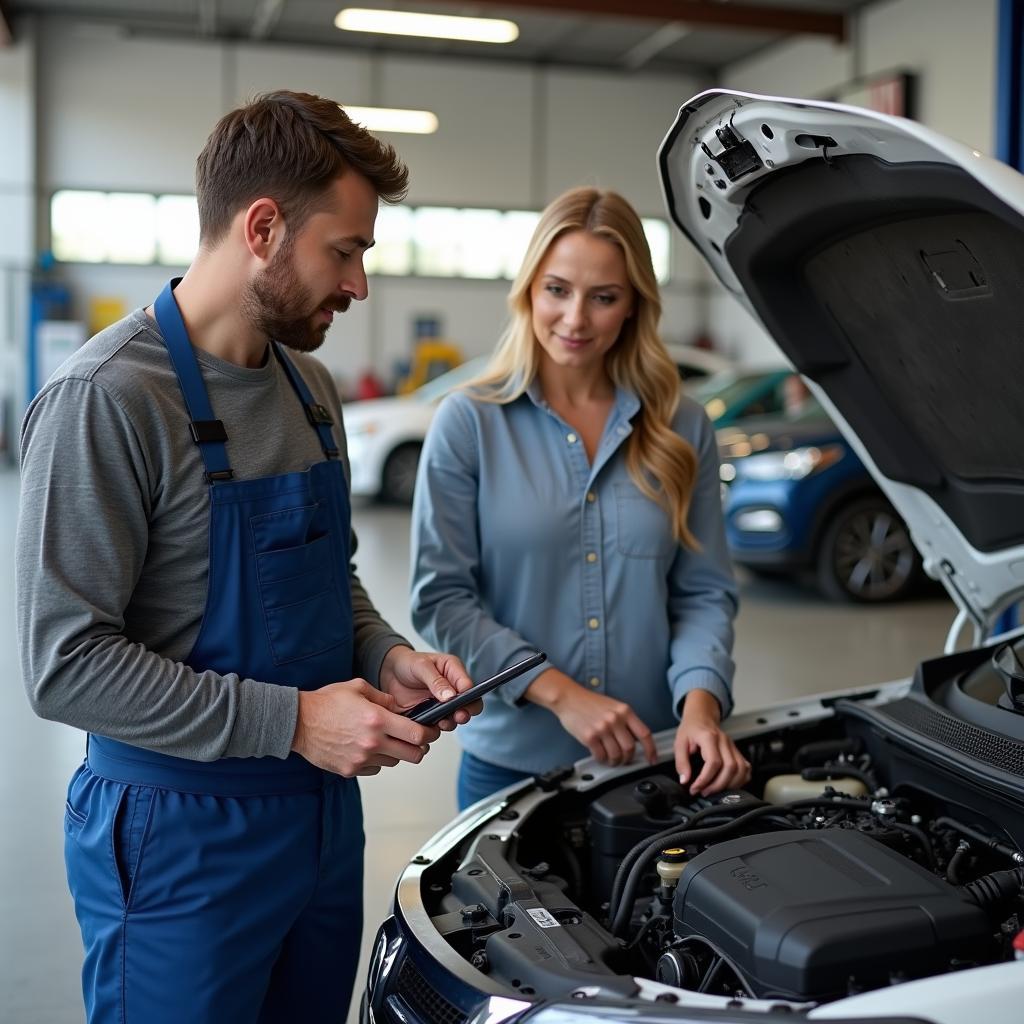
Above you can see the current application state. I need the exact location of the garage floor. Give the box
[0,467,958,1023]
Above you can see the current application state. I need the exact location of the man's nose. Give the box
[344,261,369,302]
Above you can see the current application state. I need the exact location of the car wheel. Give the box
[816,496,921,603]
[380,443,422,505]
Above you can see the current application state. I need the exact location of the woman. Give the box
[411,187,748,809]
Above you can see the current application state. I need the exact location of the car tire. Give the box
[380,443,422,505]
[815,496,921,603]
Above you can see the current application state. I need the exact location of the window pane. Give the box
[642,218,671,284]
[50,194,674,284]
[104,193,156,264]
[365,205,412,276]
[412,207,462,276]
[501,210,540,279]
[51,190,109,263]
[156,194,200,266]
[458,209,505,279]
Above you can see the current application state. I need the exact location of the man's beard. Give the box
[241,236,350,353]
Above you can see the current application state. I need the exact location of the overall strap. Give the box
[153,280,234,483]
[272,343,340,458]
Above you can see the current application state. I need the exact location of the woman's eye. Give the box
[546,284,567,296]
[594,293,617,305]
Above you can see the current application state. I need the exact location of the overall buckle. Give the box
[189,420,228,444]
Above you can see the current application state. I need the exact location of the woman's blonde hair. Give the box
[466,187,699,548]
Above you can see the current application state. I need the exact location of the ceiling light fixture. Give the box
[334,8,519,44]
[343,105,439,134]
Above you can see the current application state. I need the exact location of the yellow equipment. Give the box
[396,340,463,394]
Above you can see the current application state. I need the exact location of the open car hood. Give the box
[660,90,1024,638]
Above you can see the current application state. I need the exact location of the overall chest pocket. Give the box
[614,483,677,560]
[250,503,352,665]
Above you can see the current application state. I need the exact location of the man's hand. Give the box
[378,646,480,731]
[291,678,440,777]
[527,667,657,767]
[674,689,751,796]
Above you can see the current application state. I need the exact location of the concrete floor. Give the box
[0,467,958,1023]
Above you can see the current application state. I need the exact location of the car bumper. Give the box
[362,909,531,1024]
[724,480,812,566]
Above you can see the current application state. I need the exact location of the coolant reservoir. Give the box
[763,773,868,804]
[656,848,688,888]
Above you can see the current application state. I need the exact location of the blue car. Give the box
[718,414,922,602]
[692,367,794,427]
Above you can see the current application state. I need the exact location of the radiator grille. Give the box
[877,698,1024,776]
[395,957,467,1024]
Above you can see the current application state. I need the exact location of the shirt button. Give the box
[586,552,598,563]
[567,432,577,444]
[589,677,600,688]
[586,491,596,503]
[588,617,600,630]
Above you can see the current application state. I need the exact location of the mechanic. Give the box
[16,91,478,1024]
[411,187,750,810]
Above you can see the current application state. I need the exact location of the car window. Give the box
[697,373,779,421]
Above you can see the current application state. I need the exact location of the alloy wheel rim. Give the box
[833,509,915,600]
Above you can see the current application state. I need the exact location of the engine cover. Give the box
[673,829,992,1000]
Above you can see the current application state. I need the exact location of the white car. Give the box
[361,91,1024,1024]
[343,346,732,503]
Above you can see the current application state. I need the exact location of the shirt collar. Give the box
[525,377,641,422]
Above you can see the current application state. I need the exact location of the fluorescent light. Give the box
[335,8,519,44]
[344,105,439,135]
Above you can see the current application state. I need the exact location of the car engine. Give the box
[421,690,1024,1008]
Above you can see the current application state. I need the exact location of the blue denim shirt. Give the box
[410,382,738,775]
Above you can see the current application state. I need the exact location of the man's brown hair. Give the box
[195,90,409,246]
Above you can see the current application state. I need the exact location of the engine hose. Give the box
[959,868,1024,911]
[935,816,1024,865]
[887,820,937,871]
[609,821,693,919]
[610,804,793,937]
[946,840,970,885]
[609,795,873,937]
[608,800,770,917]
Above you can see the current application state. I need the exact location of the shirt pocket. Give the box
[614,483,676,560]
[250,503,352,666]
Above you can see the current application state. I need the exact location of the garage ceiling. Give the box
[5,0,871,73]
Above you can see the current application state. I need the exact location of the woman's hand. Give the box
[526,667,657,766]
[674,689,750,796]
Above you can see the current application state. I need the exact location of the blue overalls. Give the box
[63,280,364,1023]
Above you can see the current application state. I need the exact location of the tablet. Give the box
[403,651,547,725]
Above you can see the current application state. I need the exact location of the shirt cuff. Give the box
[358,635,413,687]
[670,668,733,721]
[229,677,299,760]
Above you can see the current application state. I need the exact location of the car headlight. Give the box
[735,444,843,482]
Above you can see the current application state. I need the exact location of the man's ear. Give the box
[243,198,283,261]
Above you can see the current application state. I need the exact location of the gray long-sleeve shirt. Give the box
[16,309,408,762]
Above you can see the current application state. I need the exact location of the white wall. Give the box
[0,20,35,457]
[711,0,1000,364]
[34,18,709,386]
